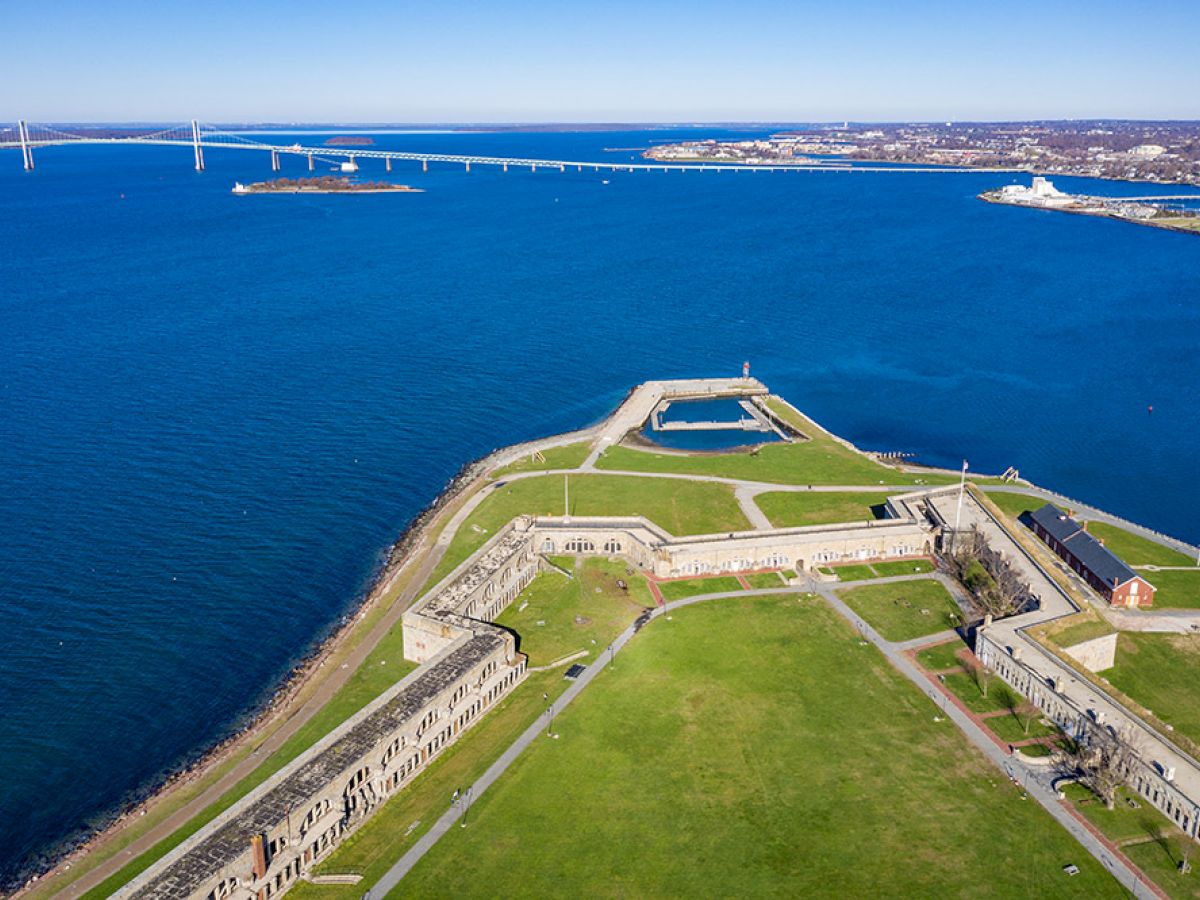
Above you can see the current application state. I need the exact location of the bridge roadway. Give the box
[0,136,1026,174]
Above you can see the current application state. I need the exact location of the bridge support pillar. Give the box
[271,150,280,171]
[530,164,536,172]
[308,153,314,171]
[559,163,564,172]
[18,120,34,170]
[385,157,391,172]
[465,161,470,173]
[422,159,428,173]
[502,162,508,173]
[191,120,204,171]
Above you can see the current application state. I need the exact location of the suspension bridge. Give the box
[1,120,1027,176]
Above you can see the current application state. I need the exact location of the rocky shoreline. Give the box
[12,449,500,897]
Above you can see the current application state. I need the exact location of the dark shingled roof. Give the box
[1029,503,1083,545]
[136,631,505,900]
[1030,504,1141,589]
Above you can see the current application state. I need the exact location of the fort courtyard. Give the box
[30,379,1200,900]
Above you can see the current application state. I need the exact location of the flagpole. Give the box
[953,459,968,549]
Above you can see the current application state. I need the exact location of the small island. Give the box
[325,136,375,146]
[981,177,1200,236]
[231,176,420,195]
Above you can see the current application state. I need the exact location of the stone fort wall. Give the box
[124,503,936,900]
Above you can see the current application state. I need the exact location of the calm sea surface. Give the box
[1,129,1198,881]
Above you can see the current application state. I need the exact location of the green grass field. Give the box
[984,490,1044,520]
[1143,569,1200,609]
[657,575,742,601]
[423,474,751,592]
[492,442,592,476]
[1060,783,1200,898]
[822,559,935,582]
[594,405,959,487]
[744,571,785,589]
[1044,614,1116,649]
[496,560,655,667]
[1104,633,1200,747]
[984,711,1060,743]
[1086,521,1196,568]
[838,579,963,642]
[395,596,1120,898]
[942,671,1020,715]
[753,490,896,527]
[916,639,968,672]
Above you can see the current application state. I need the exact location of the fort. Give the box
[49,378,1200,899]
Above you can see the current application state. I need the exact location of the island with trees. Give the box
[231,176,420,194]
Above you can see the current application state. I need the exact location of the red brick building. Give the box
[1029,504,1155,608]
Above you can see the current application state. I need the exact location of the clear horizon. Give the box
[8,0,1199,122]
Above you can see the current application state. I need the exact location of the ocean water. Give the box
[1,128,1199,882]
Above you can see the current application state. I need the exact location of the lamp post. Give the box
[460,786,474,827]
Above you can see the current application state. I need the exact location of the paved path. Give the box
[815,582,1161,899]
[734,483,773,529]
[366,578,1158,899]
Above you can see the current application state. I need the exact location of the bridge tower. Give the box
[308,153,314,171]
[271,150,280,172]
[18,120,33,171]
[385,157,391,173]
[190,120,205,172]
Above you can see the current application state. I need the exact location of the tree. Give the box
[963,656,992,698]
[1063,725,1140,810]
[1015,700,1039,736]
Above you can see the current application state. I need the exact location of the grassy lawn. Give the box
[1123,835,1200,899]
[492,442,592,477]
[827,562,878,581]
[1104,633,1200,747]
[497,560,655,667]
[1017,742,1053,758]
[916,639,968,672]
[823,560,934,582]
[1043,613,1117,649]
[984,490,1044,520]
[871,559,936,577]
[395,596,1120,898]
[1063,783,1177,845]
[81,621,418,899]
[423,474,751,592]
[1144,569,1200,610]
[838,579,963,642]
[942,671,1020,715]
[1086,521,1196,568]
[658,575,742,602]
[753,490,896,527]
[744,571,785,589]
[984,712,1060,743]
[594,399,959,487]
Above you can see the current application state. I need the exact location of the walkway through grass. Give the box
[395,596,1120,898]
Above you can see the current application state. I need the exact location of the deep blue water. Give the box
[642,397,781,449]
[1,128,1199,882]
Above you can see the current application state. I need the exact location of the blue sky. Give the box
[7,0,1199,122]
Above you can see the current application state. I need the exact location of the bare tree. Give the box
[1015,700,1040,736]
[1063,725,1140,810]
[944,528,1034,620]
[963,656,993,698]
